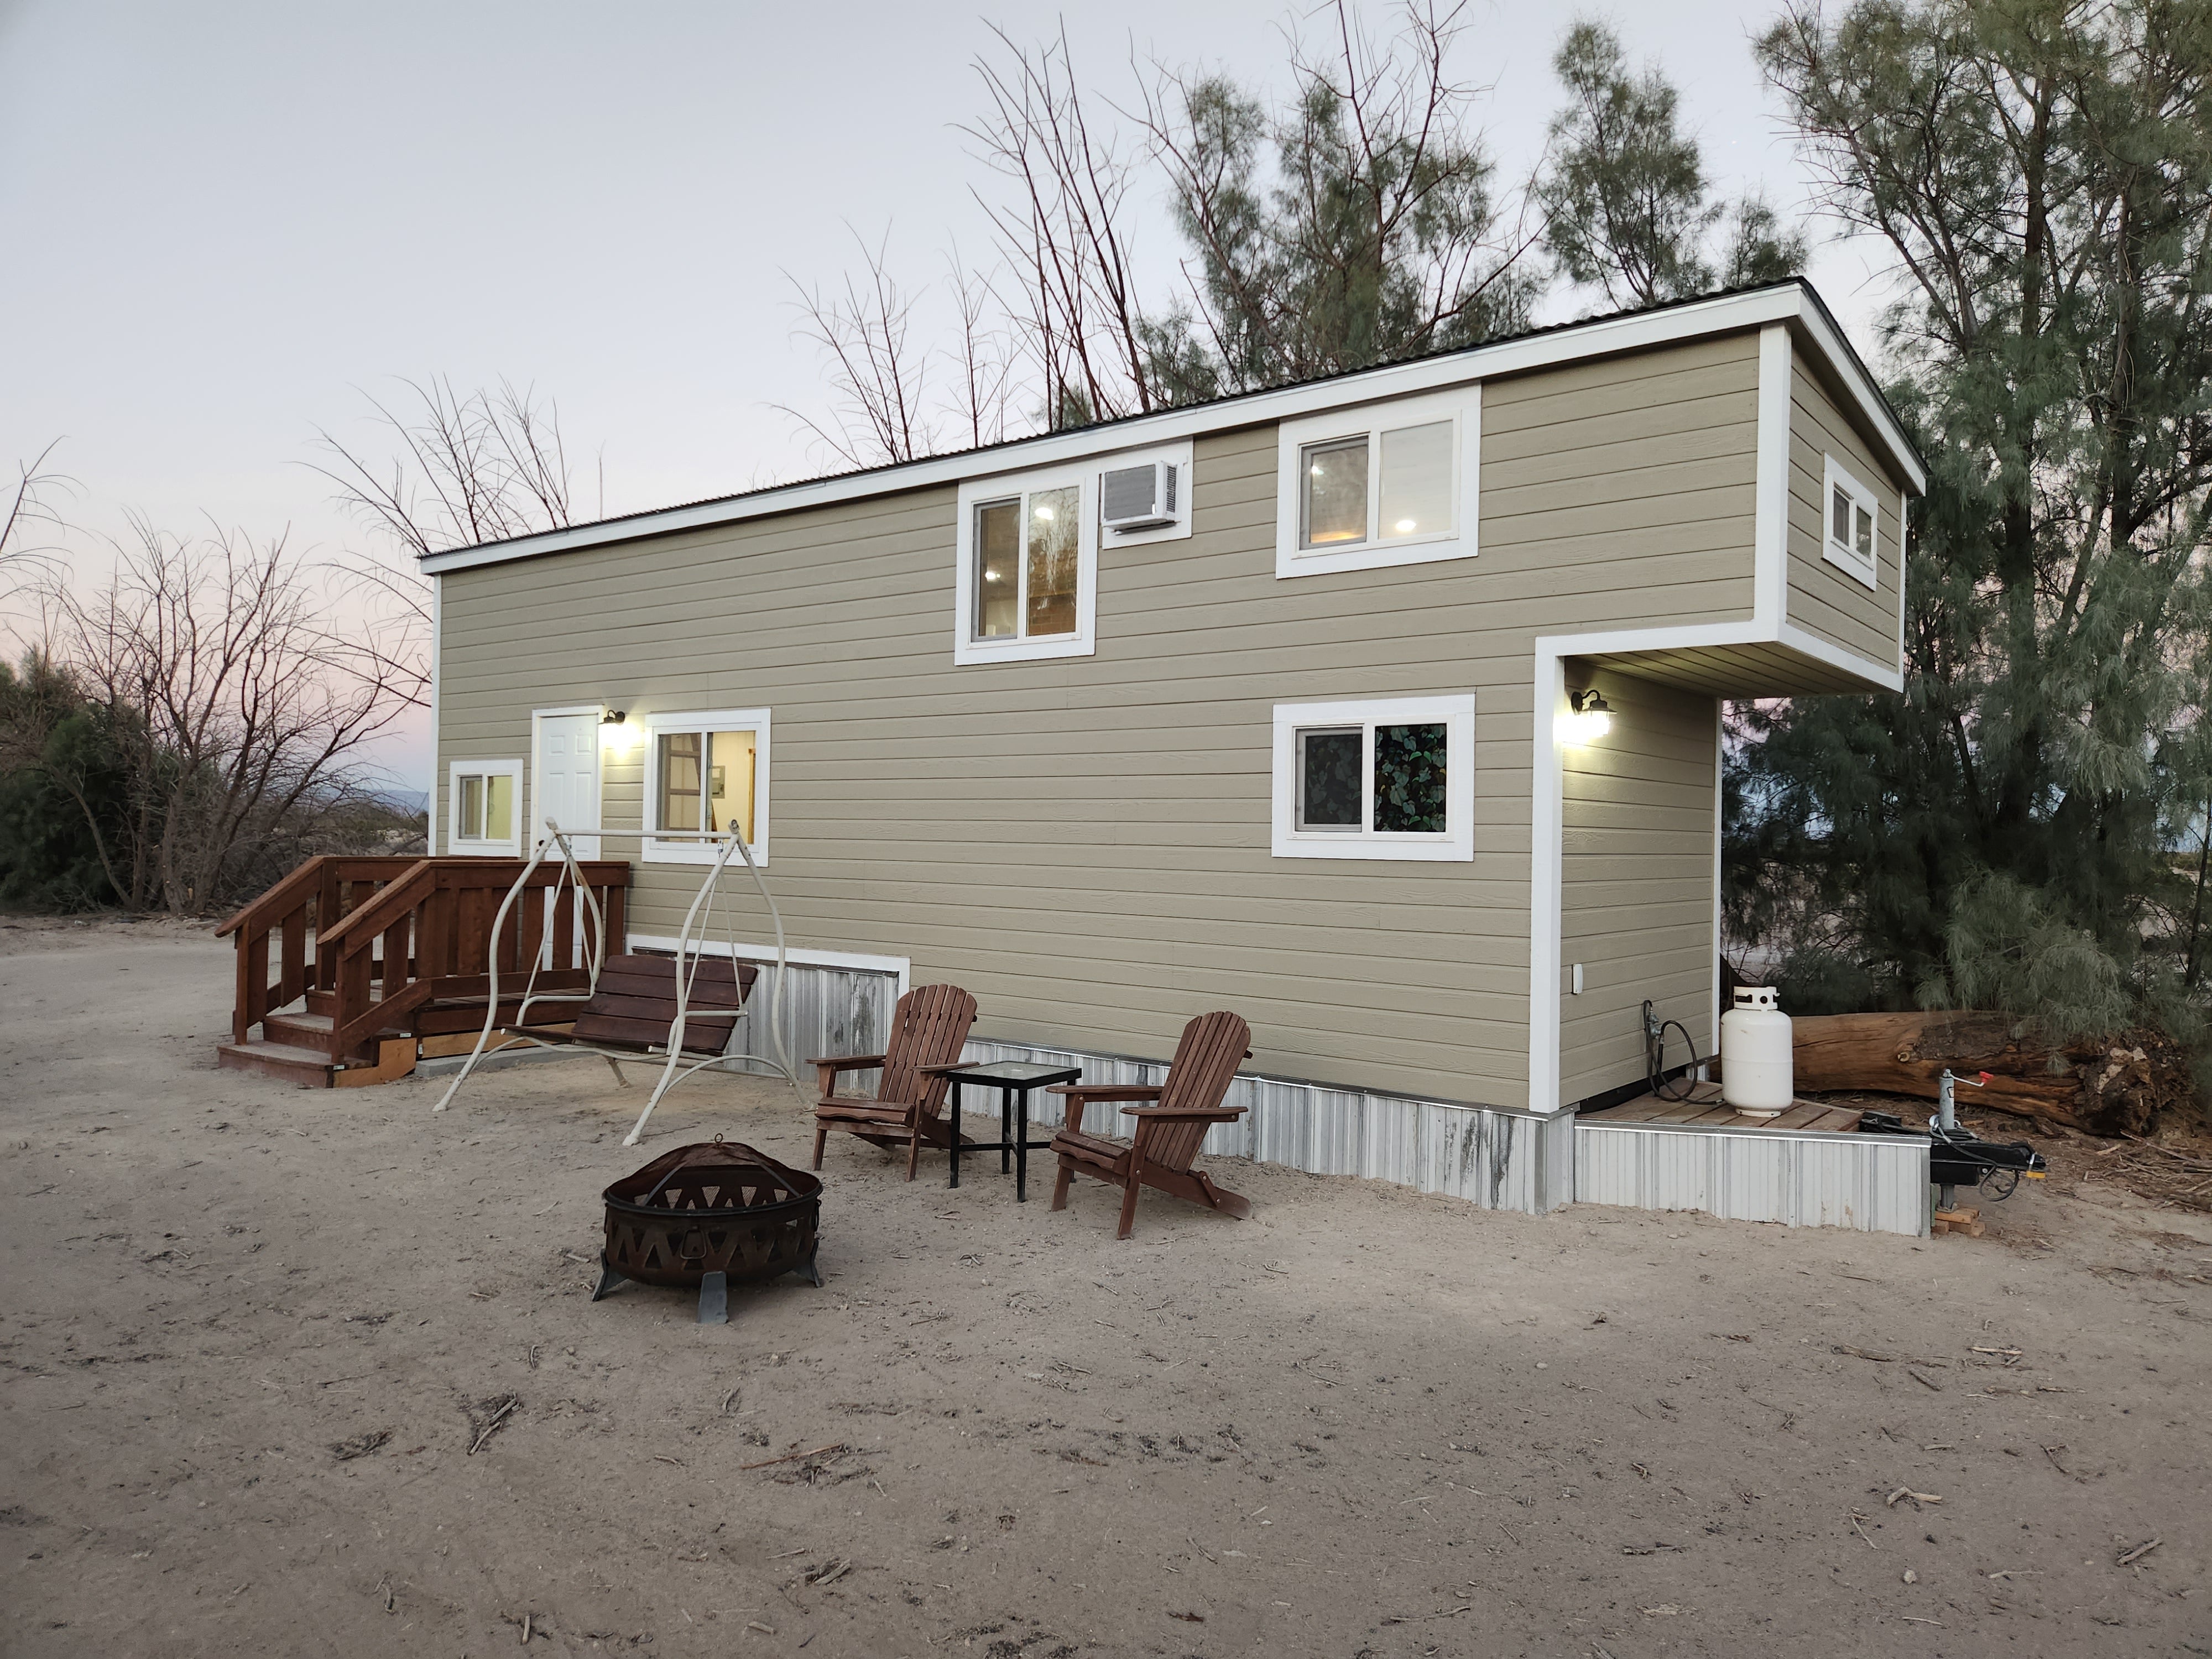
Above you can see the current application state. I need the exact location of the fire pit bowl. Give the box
[593,1138,822,1322]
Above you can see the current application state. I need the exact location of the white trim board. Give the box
[421,282,1924,576]
[427,576,443,854]
[628,933,911,995]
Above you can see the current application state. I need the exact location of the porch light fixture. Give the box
[602,708,628,725]
[1558,688,1613,744]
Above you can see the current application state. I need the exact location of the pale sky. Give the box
[0,0,1888,796]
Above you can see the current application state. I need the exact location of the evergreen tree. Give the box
[1540,20,1808,308]
[1738,0,2212,1051]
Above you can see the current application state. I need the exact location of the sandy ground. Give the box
[3,920,2209,1659]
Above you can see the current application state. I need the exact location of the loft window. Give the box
[641,708,770,864]
[973,484,1080,641]
[953,464,1102,665]
[1298,420,1455,551]
[1271,696,1475,860]
[1276,389,1478,578]
[448,759,521,855]
[1822,455,1881,591]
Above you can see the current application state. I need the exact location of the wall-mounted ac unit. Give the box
[1100,461,1178,531]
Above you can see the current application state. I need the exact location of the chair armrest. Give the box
[1045,1084,1163,1101]
[808,1053,888,1074]
[1122,1104,1248,1120]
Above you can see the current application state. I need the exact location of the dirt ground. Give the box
[3,920,2209,1658]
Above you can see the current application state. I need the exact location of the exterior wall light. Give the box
[600,709,643,754]
[1558,688,1613,744]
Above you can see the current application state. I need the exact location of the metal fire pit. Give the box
[593,1138,822,1323]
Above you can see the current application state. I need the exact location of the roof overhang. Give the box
[421,280,1926,577]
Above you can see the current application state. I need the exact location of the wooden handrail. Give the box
[324,857,633,1061]
[224,853,632,1060]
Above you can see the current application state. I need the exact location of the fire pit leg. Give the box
[797,1251,823,1288]
[698,1270,729,1324]
[591,1263,626,1301]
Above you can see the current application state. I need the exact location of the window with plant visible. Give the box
[1295,721,1448,833]
[1273,696,1474,860]
[1822,454,1880,590]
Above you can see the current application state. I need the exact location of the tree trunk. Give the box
[1788,1011,2175,1136]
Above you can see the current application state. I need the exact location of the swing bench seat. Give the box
[519,953,757,1060]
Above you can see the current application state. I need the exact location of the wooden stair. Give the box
[216,852,632,1091]
[217,1029,420,1089]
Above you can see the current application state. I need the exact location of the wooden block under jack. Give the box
[1932,1206,1985,1238]
[332,1036,419,1089]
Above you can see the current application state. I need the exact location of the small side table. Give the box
[921,1061,1081,1201]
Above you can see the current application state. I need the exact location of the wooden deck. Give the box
[1580,1080,1865,1134]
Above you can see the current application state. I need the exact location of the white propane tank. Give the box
[1719,986,1793,1118]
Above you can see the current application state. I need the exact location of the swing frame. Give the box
[431,818,799,1145]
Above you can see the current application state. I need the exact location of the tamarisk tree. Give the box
[1730,0,2212,1053]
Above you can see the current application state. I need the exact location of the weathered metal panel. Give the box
[966,1039,1569,1215]
[722,961,899,1093]
[1574,1121,1929,1235]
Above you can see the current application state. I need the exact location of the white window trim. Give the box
[1275,387,1479,578]
[953,465,1099,666]
[447,758,523,857]
[639,707,771,866]
[1270,695,1476,861]
[1822,453,1880,591]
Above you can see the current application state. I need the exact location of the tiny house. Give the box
[419,279,1932,1230]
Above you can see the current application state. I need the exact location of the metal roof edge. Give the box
[421,279,1921,576]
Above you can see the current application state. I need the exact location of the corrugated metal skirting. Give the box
[964,1040,1574,1215]
[1574,1121,1931,1235]
[695,969,1924,1234]
[718,961,900,1094]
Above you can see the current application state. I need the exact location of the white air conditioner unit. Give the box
[1100,460,1178,531]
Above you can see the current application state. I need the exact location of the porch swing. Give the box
[430,818,799,1146]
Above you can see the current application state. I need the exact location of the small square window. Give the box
[448,760,521,854]
[1822,455,1881,591]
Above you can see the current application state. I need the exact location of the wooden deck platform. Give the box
[1580,1080,1865,1134]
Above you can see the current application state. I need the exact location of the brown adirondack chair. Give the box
[1046,1011,1253,1239]
[810,984,979,1179]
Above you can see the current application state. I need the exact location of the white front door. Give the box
[534,713,601,858]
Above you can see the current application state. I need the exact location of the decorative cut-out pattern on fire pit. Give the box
[594,1139,822,1321]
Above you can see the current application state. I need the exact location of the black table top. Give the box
[938,1061,1081,1087]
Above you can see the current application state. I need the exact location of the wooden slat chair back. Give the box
[556,953,757,1056]
[1047,1011,1253,1239]
[810,984,979,1180]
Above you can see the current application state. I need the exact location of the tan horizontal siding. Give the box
[1557,667,1715,1104]
[437,332,1765,1107]
[1787,361,1903,669]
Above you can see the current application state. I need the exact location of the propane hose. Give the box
[1644,999,1708,1102]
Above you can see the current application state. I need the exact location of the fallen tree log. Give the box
[1787,1011,2188,1137]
